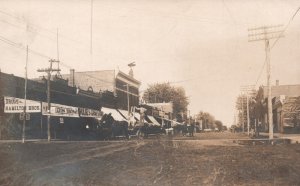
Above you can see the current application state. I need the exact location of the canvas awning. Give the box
[133,112,141,121]
[118,109,128,119]
[101,107,126,121]
[117,109,141,122]
[147,115,161,126]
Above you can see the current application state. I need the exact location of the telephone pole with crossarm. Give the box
[37,59,60,141]
[248,25,284,139]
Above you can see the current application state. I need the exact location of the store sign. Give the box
[19,113,30,121]
[42,102,79,117]
[4,96,41,113]
[79,108,103,118]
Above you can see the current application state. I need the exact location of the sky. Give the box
[0,0,300,126]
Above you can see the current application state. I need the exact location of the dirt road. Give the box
[0,132,300,185]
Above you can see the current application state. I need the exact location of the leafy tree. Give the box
[143,83,189,120]
[214,120,223,131]
[196,111,215,129]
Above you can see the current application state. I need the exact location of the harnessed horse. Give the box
[98,113,129,140]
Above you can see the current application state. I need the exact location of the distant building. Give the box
[61,69,141,110]
[140,102,173,121]
[273,96,300,133]
[0,71,104,140]
[256,82,300,133]
[262,83,300,99]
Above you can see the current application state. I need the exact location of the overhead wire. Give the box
[0,35,50,59]
[271,6,300,49]
[252,6,300,88]
[0,34,115,85]
[0,9,135,66]
[0,9,84,45]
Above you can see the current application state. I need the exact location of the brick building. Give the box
[255,82,300,133]
[61,69,141,110]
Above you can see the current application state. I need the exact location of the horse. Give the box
[98,113,129,140]
[129,122,164,139]
[175,123,194,137]
[187,124,195,137]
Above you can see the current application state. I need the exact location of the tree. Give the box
[196,111,215,129]
[143,83,189,120]
[214,120,223,131]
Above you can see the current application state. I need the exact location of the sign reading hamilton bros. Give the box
[79,108,103,118]
[4,96,41,113]
[42,102,79,117]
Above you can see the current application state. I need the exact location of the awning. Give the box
[101,107,126,121]
[147,115,161,126]
[157,117,183,126]
[133,112,141,121]
[118,109,128,119]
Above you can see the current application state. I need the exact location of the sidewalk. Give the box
[0,139,51,143]
[260,132,300,143]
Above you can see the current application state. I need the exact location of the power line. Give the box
[0,9,84,45]
[90,0,93,54]
[271,6,300,49]
[0,8,138,64]
[0,35,51,59]
[251,6,300,88]
[0,34,118,86]
[254,58,267,87]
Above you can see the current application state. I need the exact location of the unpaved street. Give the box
[1,133,300,186]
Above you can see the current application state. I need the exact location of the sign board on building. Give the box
[19,113,30,121]
[146,102,173,114]
[79,108,103,118]
[42,102,79,117]
[4,96,41,113]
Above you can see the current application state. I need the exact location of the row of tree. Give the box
[234,87,264,131]
[143,83,225,130]
[195,111,225,130]
[143,82,189,121]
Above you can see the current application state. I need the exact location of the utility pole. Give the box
[37,59,60,141]
[241,85,255,136]
[248,25,284,139]
[123,84,130,125]
[188,110,191,125]
[241,95,244,133]
[90,0,93,54]
[123,84,130,117]
[246,94,249,135]
[126,84,130,117]
[22,46,28,143]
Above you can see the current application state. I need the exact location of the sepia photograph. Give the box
[0,0,300,185]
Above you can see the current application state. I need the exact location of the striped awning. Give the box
[101,107,126,121]
[147,115,161,126]
[133,112,141,121]
[118,109,129,119]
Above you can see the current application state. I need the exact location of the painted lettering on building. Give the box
[4,96,41,113]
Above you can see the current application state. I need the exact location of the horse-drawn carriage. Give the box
[172,122,195,137]
[128,122,164,138]
[96,113,129,140]
[97,113,164,140]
